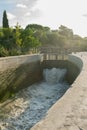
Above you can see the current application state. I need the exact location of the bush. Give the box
[0,45,9,57]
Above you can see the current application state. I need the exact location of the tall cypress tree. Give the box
[2,10,9,28]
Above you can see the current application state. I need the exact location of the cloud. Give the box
[0,0,42,27]
[14,0,42,21]
[7,12,16,20]
[16,3,27,8]
[25,12,31,16]
[17,0,38,8]
[82,14,87,17]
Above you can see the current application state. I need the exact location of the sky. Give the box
[0,0,87,37]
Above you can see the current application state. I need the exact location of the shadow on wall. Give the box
[0,58,82,102]
[41,60,82,85]
[0,61,43,102]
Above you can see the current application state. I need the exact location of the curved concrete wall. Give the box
[0,53,83,102]
[68,54,83,71]
[31,53,86,130]
[0,53,86,129]
[41,57,82,84]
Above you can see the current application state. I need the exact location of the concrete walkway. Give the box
[31,52,87,130]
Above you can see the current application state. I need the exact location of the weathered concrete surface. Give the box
[31,52,87,130]
[41,60,81,84]
[0,54,43,102]
[0,54,42,71]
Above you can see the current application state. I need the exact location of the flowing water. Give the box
[0,68,70,130]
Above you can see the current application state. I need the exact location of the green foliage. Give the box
[45,32,66,47]
[0,16,87,57]
[21,28,41,52]
[58,25,73,38]
[0,45,9,57]
[13,23,22,47]
[25,24,50,45]
[81,37,87,51]
[9,48,22,56]
[0,29,4,38]
[26,24,44,30]
[2,10,9,28]
[0,9,87,56]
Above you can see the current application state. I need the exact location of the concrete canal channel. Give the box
[0,53,82,130]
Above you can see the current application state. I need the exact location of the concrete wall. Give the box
[0,53,83,103]
[0,54,43,102]
[41,58,82,84]
[31,53,85,130]
[68,54,83,71]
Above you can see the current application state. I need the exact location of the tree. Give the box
[2,10,9,28]
[46,32,66,47]
[21,28,41,52]
[13,23,22,47]
[25,24,44,30]
[58,25,73,39]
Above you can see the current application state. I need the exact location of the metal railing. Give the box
[38,47,73,60]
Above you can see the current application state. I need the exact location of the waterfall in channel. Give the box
[0,68,69,130]
[43,68,67,84]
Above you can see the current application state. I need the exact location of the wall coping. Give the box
[0,54,43,71]
[0,54,42,60]
[31,52,87,130]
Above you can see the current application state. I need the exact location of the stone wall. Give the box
[0,54,43,102]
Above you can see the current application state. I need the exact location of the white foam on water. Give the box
[43,68,67,84]
[0,68,69,130]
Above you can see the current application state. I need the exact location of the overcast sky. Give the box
[0,0,87,37]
